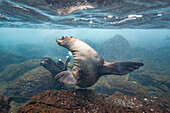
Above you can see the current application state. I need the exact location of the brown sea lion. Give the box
[55,36,144,88]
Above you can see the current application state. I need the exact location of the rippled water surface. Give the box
[0,0,170,29]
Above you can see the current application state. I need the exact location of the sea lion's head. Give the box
[40,58,65,76]
[40,57,65,70]
[56,36,76,49]
[40,57,55,68]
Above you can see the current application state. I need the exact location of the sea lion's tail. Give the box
[102,61,144,75]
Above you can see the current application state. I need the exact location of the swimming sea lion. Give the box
[40,56,71,77]
[55,36,144,88]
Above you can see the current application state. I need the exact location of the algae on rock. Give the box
[4,66,65,103]
[1,59,40,81]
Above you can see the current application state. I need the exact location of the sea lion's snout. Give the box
[56,36,66,45]
[40,58,52,66]
[56,39,62,45]
[56,36,76,48]
[40,60,45,66]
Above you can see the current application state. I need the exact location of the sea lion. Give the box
[55,36,144,88]
[40,56,71,77]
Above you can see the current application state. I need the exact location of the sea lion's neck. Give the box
[68,39,88,67]
[69,39,94,53]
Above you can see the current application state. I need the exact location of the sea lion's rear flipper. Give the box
[54,71,77,84]
[103,61,144,75]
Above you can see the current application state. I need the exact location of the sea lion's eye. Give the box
[62,36,64,40]
[70,36,73,38]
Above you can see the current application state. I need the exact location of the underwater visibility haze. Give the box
[0,0,170,112]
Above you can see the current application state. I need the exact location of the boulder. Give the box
[1,59,40,81]
[0,52,30,72]
[17,89,170,113]
[93,76,146,98]
[4,67,64,103]
[98,35,132,61]
[17,89,140,113]
[129,72,170,97]
[0,96,13,113]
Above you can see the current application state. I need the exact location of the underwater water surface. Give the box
[0,0,170,113]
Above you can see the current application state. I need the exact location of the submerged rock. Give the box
[17,89,140,113]
[108,93,170,113]
[4,67,64,103]
[17,89,170,113]
[0,52,30,72]
[129,72,170,97]
[1,59,40,81]
[94,76,146,98]
[98,35,132,61]
[3,55,74,104]
[0,96,13,113]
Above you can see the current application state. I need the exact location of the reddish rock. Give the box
[17,89,170,113]
[0,96,13,113]
[17,89,140,113]
[108,93,170,113]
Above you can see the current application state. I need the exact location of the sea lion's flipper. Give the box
[56,60,65,70]
[40,58,62,77]
[102,61,144,75]
[54,71,77,84]
[63,56,71,70]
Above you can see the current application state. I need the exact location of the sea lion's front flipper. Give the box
[63,56,71,70]
[103,61,144,75]
[54,71,77,84]
[56,60,65,70]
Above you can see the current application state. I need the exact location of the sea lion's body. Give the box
[68,38,104,87]
[55,36,144,88]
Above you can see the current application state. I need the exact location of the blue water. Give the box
[0,0,170,112]
[0,29,170,50]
